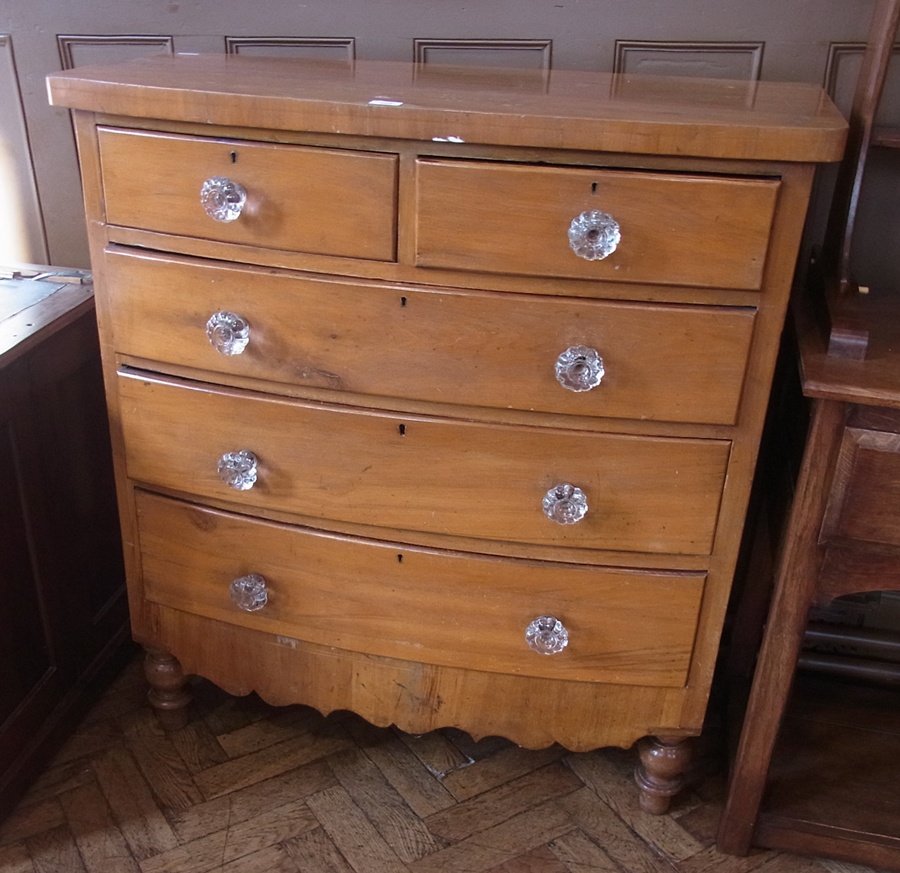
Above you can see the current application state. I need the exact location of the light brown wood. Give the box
[49,55,844,811]
[98,127,398,261]
[146,604,689,751]
[416,159,779,290]
[136,490,705,686]
[104,248,757,426]
[46,55,848,162]
[118,371,731,555]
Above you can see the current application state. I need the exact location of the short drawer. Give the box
[416,159,779,290]
[824,424,900,548]
[119,372,730,555]
[136,490,705,686]
[105,248,755,425]
[98,127,397,260]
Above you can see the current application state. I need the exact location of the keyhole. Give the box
[400,296,407,307]
[591,181,598,194]
[230,151,238,163]
[398,424,407,436]
[397,553,404,563]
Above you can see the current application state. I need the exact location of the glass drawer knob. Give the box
[543,483,588,525]
[207,311,250,356]
[230,573,268,612]
[555,345,605,392]
[525,615,569,655]
[200,176,247,222]
[217,450,258,491]
[568,210,621,260]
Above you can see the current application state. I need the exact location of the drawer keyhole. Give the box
[398,424,407,436]
[230,151,238,163]
[591,181,598,194]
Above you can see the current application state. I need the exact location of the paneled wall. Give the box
[0,1,883,268]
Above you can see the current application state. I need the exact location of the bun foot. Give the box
[144,648,191,731]
[634,735,691,814]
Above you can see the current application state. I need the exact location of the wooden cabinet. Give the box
[47,55,845,811]
[0,269,128,818]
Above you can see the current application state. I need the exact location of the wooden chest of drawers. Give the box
[48,55,845,811]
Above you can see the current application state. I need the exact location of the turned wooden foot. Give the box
[634,735,692,814]
[144,648,191,731]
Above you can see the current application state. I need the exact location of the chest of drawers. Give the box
[48,55,845,812]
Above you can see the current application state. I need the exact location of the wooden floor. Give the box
[0,652,883,873]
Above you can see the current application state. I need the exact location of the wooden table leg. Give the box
[717,398,847,854]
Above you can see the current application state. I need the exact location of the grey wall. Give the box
[0,1,879,269]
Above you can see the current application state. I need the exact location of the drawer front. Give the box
[98,128,398,261]
[136,490,705,686]
[106,249,755,425]
[119,372,730,555]
[825,426,900,548]
[416,159,779,290]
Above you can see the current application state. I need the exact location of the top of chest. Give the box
[48,54,845,163]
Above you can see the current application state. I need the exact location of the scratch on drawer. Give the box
[296,364,344,388]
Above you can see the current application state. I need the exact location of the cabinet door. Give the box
[0,357,66,798]
[0,309,127,817]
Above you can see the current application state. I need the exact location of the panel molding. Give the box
[57,34,174,70]
[225,36,355,62]
[823,41,900,117]
[414,38,552,70]
[613,40,764,81]
[0,34,47,263]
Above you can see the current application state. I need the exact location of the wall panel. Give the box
[0,35,46,264]
[414,38,552,70]
[225,37,355,62]
[613,41,764,80]
[57,34,173,70]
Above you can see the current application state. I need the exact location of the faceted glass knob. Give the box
[230,573,268,612]
[568,210,621,260]
[217,450,258,490]
[200,176,247,222]
[525,615,569,655]
[555,345,605,392]
[207,311,250,356]
[543,483,588,525]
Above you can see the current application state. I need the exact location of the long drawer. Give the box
[136,490,705,686]
[105,249,755,425]
[98,128,398,261]
[119,371,730,555]
[416,159,779,290]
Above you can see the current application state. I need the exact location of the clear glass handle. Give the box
[200,176,247,222]
[230,573,268,612]
[543,483,588,525]
[555,345,605,392]
[525,615,569,655]
[568,210,621,260]
[206,311,250,356]
[217,450,258,490]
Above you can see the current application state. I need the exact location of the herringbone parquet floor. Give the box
[0,654,882,873]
